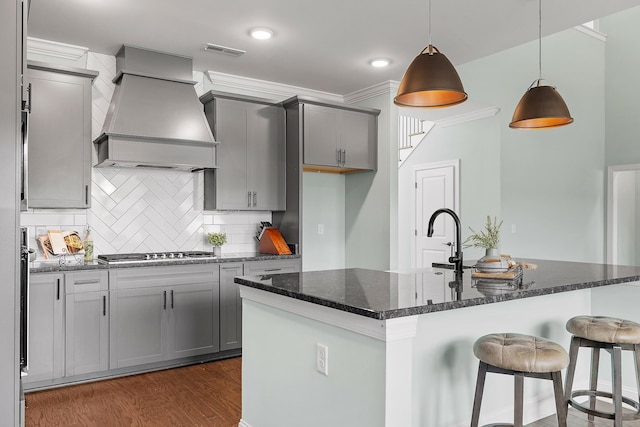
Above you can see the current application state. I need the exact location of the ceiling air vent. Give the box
[204,43,246,57]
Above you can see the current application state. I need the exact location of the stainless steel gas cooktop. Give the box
[97,251,216,264]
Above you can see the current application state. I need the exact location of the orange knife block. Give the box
[259,228,292,255]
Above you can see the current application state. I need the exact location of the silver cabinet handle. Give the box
[102,295,106,316]
[163,290,167,310]
[337,149,341,165]
[56,279,60,300]
[170,290,174,309]
[253,191,257,207]
[342,149,346,165]
[85,185,89,206]
[248,191,252,207]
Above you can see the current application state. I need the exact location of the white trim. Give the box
[27,37,89,61]
[574,25,607,42]
[607,163,640,264]
[238,420,252,427]
[436,106,501,128]
[204,70,344,103]
[239,286,418,341]
[344,80,399,104]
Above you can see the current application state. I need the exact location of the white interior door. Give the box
[608,164,640,265]
[413,160,459,269]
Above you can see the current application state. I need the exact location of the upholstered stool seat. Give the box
[471,333,569,427]
[564,315,640,427]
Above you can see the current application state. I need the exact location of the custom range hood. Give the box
[94,45,217,171]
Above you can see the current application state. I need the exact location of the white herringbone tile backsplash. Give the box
[21,51,270,260]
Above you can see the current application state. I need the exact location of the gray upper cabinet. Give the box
[290,98,379,173]
[26,61,97,208]
[200,91,285,211]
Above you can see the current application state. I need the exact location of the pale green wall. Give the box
[462,29,606,262]
[242,299,386,426]
[346,91,396,270]
[601,6,640,167]
[397,27,607,267]
[302,172,346,271]
[398,116,502,269]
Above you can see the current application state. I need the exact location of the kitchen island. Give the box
[235,260,640,427]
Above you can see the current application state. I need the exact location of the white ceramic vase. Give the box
[212,246,222,257]
[475,248,510,273]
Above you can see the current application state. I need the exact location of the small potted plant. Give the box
[207,232,227,257]
[463,216,509,272]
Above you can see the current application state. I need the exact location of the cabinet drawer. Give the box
[244,258,301,276]
[65,270,108,293]
[110,264,219,290]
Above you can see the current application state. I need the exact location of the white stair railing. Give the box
[398,115,434,166]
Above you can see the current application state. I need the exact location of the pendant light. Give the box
[394,0,467,108]
[510,0,573,129]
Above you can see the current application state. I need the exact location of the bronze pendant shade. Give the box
[509,80,573,129]
[394,45,468,108]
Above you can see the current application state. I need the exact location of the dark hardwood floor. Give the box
[25,356,640,426]
[25,357,241,427]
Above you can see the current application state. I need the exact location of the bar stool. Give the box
[471,333,569,427]
[564,315,640,427]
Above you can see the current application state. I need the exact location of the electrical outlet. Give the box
[317,224,324,235]
[511,224,517,234]
[316,343,328,376]
[36,227,46,237]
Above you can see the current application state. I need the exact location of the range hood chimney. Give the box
[94,45,217,171]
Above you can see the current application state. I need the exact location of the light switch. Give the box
[318,224,324,235]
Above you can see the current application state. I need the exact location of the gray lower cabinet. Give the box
[26,61,98,208]
[200,91,285,211]
[219,263,244,351]
[24,273,64,384]
[65,271,109,376]
[109,264,220,369]
[219,258,301,351]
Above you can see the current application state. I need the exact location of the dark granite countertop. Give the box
[30,253,300,273]
[234,259,640,320]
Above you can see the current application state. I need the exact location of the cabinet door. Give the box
[215,98,250,209]
[251,103,285,210]
[167,282,220,359]
[26,67,92,208]
[65,290,108,376]
[340,110,377,171]
[303,104,340,167]
[109,287,165,369]
[24,273,64,384]
[219,263,244,351]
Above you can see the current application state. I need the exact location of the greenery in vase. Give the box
[463,216,503,249]
[207,232,227,247]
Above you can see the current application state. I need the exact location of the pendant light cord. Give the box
[428,0,432,46]
[538,0,542,82]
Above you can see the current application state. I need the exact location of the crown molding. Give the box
[27,37,89,61]
[437,106,501,128]
[205,70,344,103]
[344,80,400,104]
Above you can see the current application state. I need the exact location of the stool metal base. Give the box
[564,336,640,427]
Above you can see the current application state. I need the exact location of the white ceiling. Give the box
[27,0,640,96]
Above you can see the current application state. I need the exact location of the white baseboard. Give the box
[238,419,252,427]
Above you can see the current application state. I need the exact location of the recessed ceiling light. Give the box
[250,28,274,40]
[370,58,390,68]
